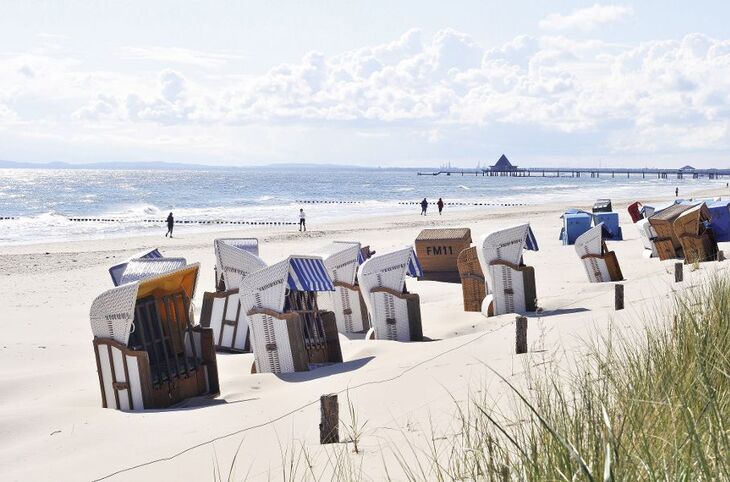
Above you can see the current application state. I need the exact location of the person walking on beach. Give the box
[675,187,679,197]
[420,198,428,216]
[299,208,306,232]
[437,198,444,215]
[165,212,174,238]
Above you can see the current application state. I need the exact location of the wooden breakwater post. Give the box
[515,316,527,354]
[320,394,339,444]
[674,262,683,283]
[718,250,725,262]
[615,284,624,311]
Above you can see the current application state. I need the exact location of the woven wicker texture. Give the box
[214,238,259,287]
[119,257,187,284]
[215,241,267,290]
[477,224,533,316]
[108,248,162,286]
[415,228,471,241]
[358,248,414,341]
[575,224,611,282]
[457,246,486,312]
[318,241,367,333]
[90,282,139,344]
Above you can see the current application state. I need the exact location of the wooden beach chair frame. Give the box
[357,248,423,342]
[90,264,219,410]
[648,203,694,260]
[239,256,342,374]
[574,224,623,283]
[477,224,538,317]
[673,203,717,264]
[457,246,486,312]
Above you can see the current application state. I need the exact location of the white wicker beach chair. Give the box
[636,219,658,258]
[90,263,219,410]
[118,257,187,284]
[357,248,423,342]
[574,224,623,283]
[316,241,369,334]
[238,256,342,374]
[108,248,163,286]
[200,243,267,353]
[477,224,538,317]
[214,238,259,291]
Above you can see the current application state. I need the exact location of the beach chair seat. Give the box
[673,203,717,264]
[457,246,486,312]
[358,248,423,342]
[239,257,342,374]
[574,224,623,283]
[648,203,695,260]
[90,264,219,410]
[200,240,267,352]
[108,248,163,286]
[477,224,539,317]
[316,241,369,334]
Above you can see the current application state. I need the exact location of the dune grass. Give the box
[409,273,730,481]
[225,274,730,480]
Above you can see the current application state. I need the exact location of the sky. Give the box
[1,1,730,168]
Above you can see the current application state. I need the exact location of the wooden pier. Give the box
[417,167,730,180]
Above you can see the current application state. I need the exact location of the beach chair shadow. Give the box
[531,307,590,317]
[275,356,375,382]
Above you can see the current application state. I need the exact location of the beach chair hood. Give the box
[574,224,605,257]
[91,263,200,345]
[357,248,412,316]
[215,241,267,290]
[318,241,361,285]
[108,248,162,286]
[118,257,187,285]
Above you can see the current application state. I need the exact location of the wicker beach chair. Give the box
[414,228,472,282]
[90,263,219,410]
[357,248,423,342]
[316,241,369,335]
[560,210,593,245]
[574,224,623,282]
[648,203,694,260]
[108,248,163,286]
[477,223,539,317]
[457,246,486,312]
[708,201,730,242]
[214,238,259,291]
[636,219,659,258]
[200,242,268,353]
[238,256,342,374]
[673,203,718,264]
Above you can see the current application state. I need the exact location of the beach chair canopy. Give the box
[628,201,643,223]
[478,223,538,268]
[91,263,200,345]
[574,224,605,257]
[357,248,413,317]
[318,241,361,285]
[118,257,187,285]
[708,201,730,242]
[108,248,163,286]
[408,249,424,277]
[215,240,267,290]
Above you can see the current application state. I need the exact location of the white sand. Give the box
[1,188,728,481]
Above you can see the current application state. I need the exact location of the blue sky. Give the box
[1,1,729,167]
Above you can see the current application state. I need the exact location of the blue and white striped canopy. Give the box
[287,257,335,292]
[525,226,539,251]
[407,249,424,277]
[357,249,366,265]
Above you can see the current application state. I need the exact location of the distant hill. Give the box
[0,160,424,171]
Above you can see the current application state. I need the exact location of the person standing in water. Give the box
[165,212,174,238]
[299,208,306,232]
[437,198,444,215]
[420,198,428,215]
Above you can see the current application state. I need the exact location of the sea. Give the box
[0,167,724,245]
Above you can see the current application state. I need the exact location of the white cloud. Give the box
[539,4,634,32]
[118,46,245,68]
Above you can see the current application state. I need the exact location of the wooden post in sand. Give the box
[319,394,339,444]
[718,250,725,262]
[674,262,683,283]
[615,284,624,311]
[515,316,528,354]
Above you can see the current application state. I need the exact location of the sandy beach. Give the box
[1,186,728,481]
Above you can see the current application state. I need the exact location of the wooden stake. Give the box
[515,316,527,354]
[615,284,624,311]
[319,394,339,444]
[718,250,725,262]
[674,262,683,283]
